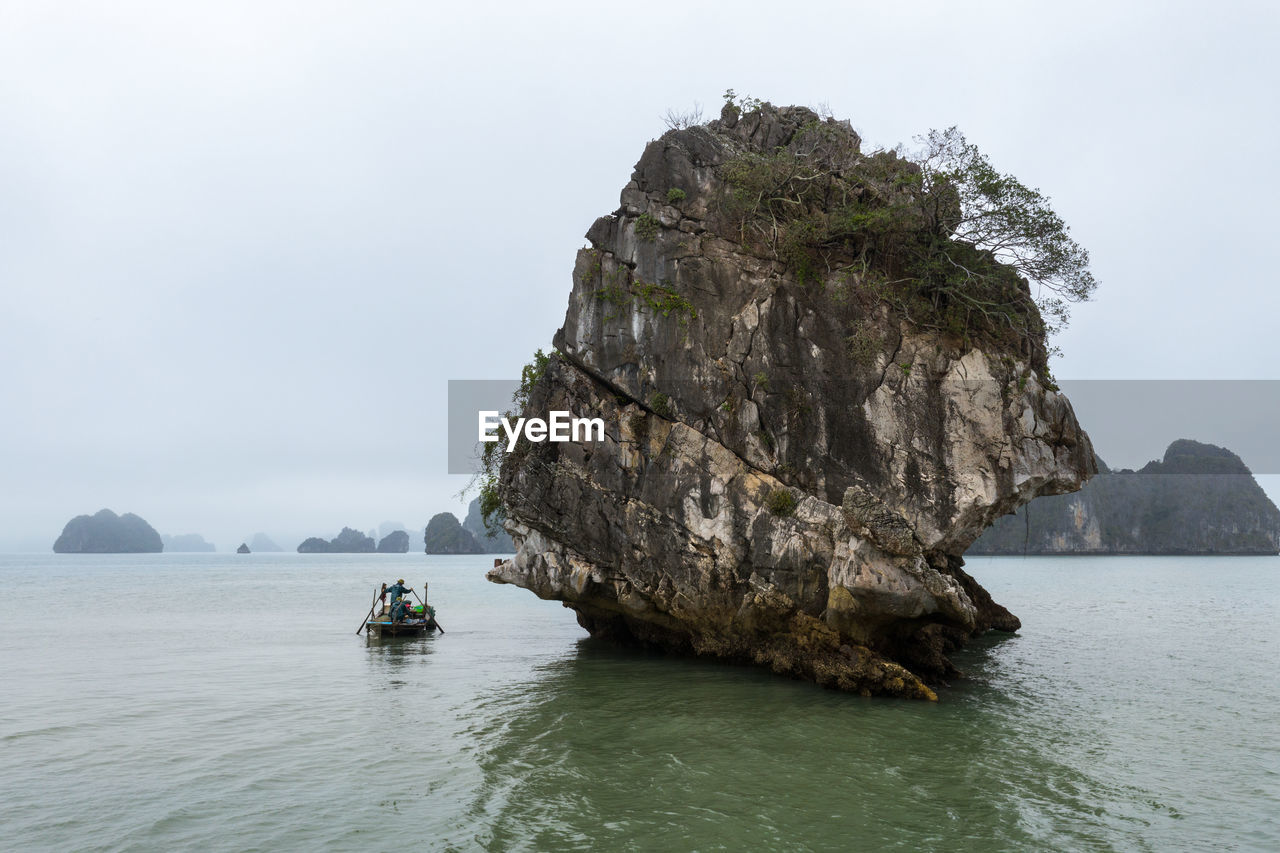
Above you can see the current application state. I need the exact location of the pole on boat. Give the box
[416,581,443,634]
[427,581,444,634]
[356,583,385,635]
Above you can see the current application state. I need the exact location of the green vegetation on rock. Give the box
[718,117,1096,371]
[634,212,660,241]
[766,489,797,517]
[472,348,560,534]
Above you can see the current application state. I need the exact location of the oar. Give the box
[412,584,444,633]
[356,583,385,634]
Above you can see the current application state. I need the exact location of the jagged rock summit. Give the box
[489,103,1095,698]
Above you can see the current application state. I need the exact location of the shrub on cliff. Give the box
[717,103,1097,370]
[473,348,557,532]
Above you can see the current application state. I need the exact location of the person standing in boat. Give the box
[385,579,412,605]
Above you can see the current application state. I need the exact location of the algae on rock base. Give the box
[489,102,1095,698]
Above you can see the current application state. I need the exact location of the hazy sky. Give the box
[3,1,1278,551]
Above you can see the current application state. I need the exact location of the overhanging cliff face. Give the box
[489,105,1095,699]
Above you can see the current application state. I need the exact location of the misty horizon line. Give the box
[3,504,491,553]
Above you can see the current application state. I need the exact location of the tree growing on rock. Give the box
[718,109,1098,367]
[908,127,1097,334]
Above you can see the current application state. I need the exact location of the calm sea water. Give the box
[1,553,1276,852]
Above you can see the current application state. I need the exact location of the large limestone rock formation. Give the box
[489,104,1094,698]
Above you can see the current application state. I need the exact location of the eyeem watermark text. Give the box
[479,411,605,451]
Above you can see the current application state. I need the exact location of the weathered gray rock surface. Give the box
[490,105,1094,698]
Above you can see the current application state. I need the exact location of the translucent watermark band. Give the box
[446,379,1280,475]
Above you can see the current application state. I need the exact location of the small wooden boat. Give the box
[366,604,440,638]
[360,579,443,638]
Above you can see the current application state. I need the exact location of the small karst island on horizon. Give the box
[49,498,516,555]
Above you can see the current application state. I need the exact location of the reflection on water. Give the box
[365,634,439,657]
[364,634,439,692]
[443,637,1179,852]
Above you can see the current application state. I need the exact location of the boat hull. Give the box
[365,618,438,638]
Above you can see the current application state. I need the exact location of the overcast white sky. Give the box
[2,1,1278,551]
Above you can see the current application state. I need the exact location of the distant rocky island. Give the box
[423,499,516,554]
[247,533,282,552]
[464,498,515,552]
[53,509,163,553]
[297,527,407,553]
[376,530,410,553]
[969,440,1280,555]
[424,512,482,554]
[236,543,251,554]
[161,533,216,552]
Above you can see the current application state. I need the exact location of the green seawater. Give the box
[1,553,1276,851]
